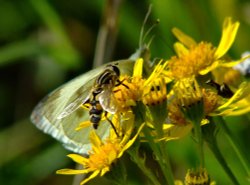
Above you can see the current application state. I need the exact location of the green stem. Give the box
[143,127,175,185]
[105,159,128,185]
[158,140,175,185]
[193,120,204,167]
[218,117,250,177]
[153,126,175,185]
[206,134,240,185]
[182,100,205,168]
[128,148,161,185]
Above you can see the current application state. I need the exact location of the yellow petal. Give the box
[100,167,110,176]
[108,150,118,163]
[227,105,250,116]
[217,82,250,110]
[89,130,102,148]
[219,54,250,68]
[199,61,219,75]
[160,124,193,141]
[173,42,189,57]
[172,27,197,48]
[80,170,100,185]
[67,154,88,165]
[133,58,143,77]
[201,119,210,125]
[217,104,250,116]
[175,180,184,185]
[56,168,89,175]
[215,17,240,59]
[144,60,168,86]
[119,123,145,158]
[109,114,119,139]
[121,111,135,137]
[219,60,243,68]
[75,120,91,131]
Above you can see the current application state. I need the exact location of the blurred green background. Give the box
[0,0,250,184]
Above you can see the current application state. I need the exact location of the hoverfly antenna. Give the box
[139,5,160,48]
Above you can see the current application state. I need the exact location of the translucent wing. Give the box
[57,95,90,119]
[98,88,118,114]
[30,60,135,154]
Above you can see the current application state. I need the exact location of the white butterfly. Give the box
[30,60,135,154]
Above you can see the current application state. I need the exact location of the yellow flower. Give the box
[57,111,145,185]
[211,51,250,90]
[167,77,218,126]
[212,81,250,116]
[162,76,250,140]
[175,168,216,185]
[167,17,240,79]
[111,58,172,141]
[113,58,169,108]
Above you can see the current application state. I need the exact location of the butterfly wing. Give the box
[30,60,135,154]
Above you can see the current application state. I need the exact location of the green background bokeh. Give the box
[0,0,250,184]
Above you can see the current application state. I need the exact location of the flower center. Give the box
[169,42,216,79]
[202,89,220,115]
[142,77,167,106]
[167,78,219,125]
[113,75,145,110]
[185,168,211,185]
[87,139,121,170]
[168,99,189,125]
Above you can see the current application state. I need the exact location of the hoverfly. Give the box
[206,79,234,98]
[30,60,135,154]
[57,63,123,135]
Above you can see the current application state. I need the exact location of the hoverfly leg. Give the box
[115,79,129,89]
[104,111,119,137]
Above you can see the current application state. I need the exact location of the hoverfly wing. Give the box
[98,89,118,114]
[31,60,135,154]
[57,95,90,119]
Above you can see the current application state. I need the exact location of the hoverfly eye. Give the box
[112,65,120,76]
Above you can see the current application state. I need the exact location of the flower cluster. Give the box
[57,17,250,185]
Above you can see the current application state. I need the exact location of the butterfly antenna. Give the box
[145,19,160,48]
[139,4,153,48]
[147,34,155,49]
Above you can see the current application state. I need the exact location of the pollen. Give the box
[185,168,211,185]
[142,77,167,106]
[167,78,203,125]
[169,42,216,79]
[202,89,220,115]
[168,83,220,126]
[174,78,202,107]
[168,99,189,125]
[87,139,121,170]
[113,75,145,110]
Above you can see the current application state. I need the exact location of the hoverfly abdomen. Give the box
[89,98,103,128]
[89,105,103,115]
[90,114,102,129]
